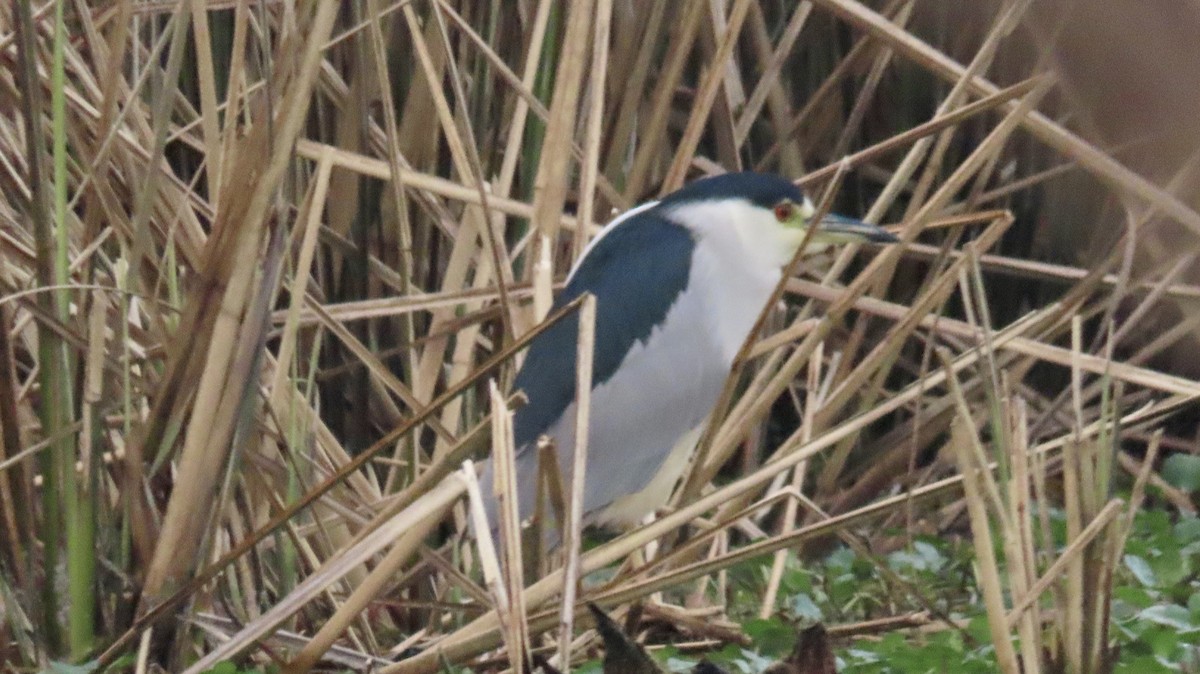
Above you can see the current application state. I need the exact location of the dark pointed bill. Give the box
[819,213,899,243]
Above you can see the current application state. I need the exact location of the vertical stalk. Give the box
[514,1,560,277]
[13,0,69,654]
[50,0,92,656]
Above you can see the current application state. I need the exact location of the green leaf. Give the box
[1125,554,1158,587]
[1162,454,1200,492]
[1175,516,1200,543]
[741,618,794,657]
[1138,604,1198,632]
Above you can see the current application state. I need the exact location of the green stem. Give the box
[50,0,91,656]
[12,0,65,654]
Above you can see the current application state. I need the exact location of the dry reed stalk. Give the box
[927,295,1145,674]
[428,6,520,342]
[735,1,813,146]
[532,233,554,322]
[898,242,1200,302]
[1005,398,1043,674]
[898,0,1033,227]
[284,495,448,672]
[267,148,334,401]
[0,304,28,586]
[98,299,586,666]
[622,1,706,200]
[558,293,596,671]
[430,223,508,464]
[292,140,590,235]
[184,470,468,673]
[530,0,594,246]
[301,297,456,442]
[739,3,803,176]
[662,0,754,191]
[827,2,915,163]
[757,342,824,619]
[140,4,341,611]
[492,0,554,194]
[788,279,1200,398]
[364,0,416,371]
[491,380,530,673]
[573,0,613,264]
[185,0,220,201]
[407,5,518,349]
[942,355,1020,673]
[464,457,514,664]
[702,1,749,173]
[751,20,878,172]
[268,284,544,326]
[796,76,1045,188]
[600,3,665,189]
[398,5,473,189]
[1003,499,1124,632]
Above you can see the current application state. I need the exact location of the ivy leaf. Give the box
[1162,454,1200,492]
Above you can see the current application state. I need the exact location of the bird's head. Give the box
[660,172,898,267]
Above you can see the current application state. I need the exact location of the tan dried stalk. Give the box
[141,2,341,610]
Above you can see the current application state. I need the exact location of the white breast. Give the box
[584,202,791,525]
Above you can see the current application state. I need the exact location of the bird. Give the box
[479,172,897,539]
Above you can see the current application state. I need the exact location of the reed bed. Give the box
[0,1,1197,672]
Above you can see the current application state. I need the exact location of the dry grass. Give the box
[0,1,1198,672]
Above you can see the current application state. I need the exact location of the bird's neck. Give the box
[689,235,785,364]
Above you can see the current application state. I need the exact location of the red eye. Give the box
[773,203,794,222]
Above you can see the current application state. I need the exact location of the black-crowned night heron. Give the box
[481,172,897,537]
